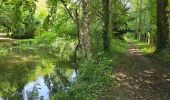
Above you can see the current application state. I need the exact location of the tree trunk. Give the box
[102,0,112,52]
[156,0,169,51]
[147,32,151,44]
[60,0,92,58]
[82,0,92,58]
[136,17,140,39]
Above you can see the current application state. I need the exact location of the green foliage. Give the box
[50,40,127,99]
[133,38,170,64]
[129,0,156,43]
[0,0,41,39]
[112,0,130,38]
[51,58,115,100]
[35,31,57,45]
[129,38,155,55]
[35,31,74,60]
[23,14,41,38]
[0,0,169,99]
[154,49,170,64]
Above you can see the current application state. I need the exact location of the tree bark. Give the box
[82,0,92,58]
[156,0,169,51]
[135,0,142,40]
[60,0,92,58]
[102,0,112,52]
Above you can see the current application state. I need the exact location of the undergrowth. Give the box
[50,40,127,100]
[154,48,170,64]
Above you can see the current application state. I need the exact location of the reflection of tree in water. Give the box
[0,62,37,100]
[0,45,76,99]
[26,83,44,100]
[44,61,76,95]
[0,59,54,99]
[44,68,70,93]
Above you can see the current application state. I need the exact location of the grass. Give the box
[129,38,170,64]
[134,40,155,55]
[125,37,155,55]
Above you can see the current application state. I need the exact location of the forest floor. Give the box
[108,40,170,100]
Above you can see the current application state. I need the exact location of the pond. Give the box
[0,44,77,100]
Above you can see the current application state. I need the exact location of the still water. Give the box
[0,45,76,100]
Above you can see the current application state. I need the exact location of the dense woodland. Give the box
[0,0,170,99]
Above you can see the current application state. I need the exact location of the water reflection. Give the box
[0,45,76,100]
[23,77,49,100]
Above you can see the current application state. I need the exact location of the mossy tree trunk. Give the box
[156,0,169,51]
[102,0,112,52]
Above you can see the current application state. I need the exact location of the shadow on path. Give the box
[109,41,170,100]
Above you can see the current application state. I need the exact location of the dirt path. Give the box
[111,41,170,100]
[0,33,15,43]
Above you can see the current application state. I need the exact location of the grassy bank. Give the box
[131,39,170,64]
[50,39,128,100]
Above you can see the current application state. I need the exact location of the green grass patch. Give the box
[128,38,170,64]
[135,42,155,55]
[129,39,155,55]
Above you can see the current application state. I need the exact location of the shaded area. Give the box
[109,41,170,100]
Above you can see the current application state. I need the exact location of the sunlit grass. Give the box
[135,41,155,54]
[127,38,155,55]
[112,39,127,53]
[126,37,170,64]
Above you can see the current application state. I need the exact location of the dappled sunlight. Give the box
[111,41,170,99]
[114,72,127,81]
[128,48,142,55]
[165,79,170,82]
[144,70,154,74]
[0,0,170,99]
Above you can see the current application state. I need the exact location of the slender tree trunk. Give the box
[102,0,112,52]
[147,32,151,44]
[60,0,92,58]
[135,0,142,40]
[156,0,169,51]
[82,0,92,58]
[135,17,140,39]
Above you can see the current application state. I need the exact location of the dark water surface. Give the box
[0,45,76,100]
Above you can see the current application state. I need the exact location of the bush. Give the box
[154,48,170,64]
[12,14,41,39]
[50,58,115,100]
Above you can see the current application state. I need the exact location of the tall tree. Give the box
[59,0,92,58]
[102,0,112,52]
[156,0,169,51]
[81,0,92,58]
